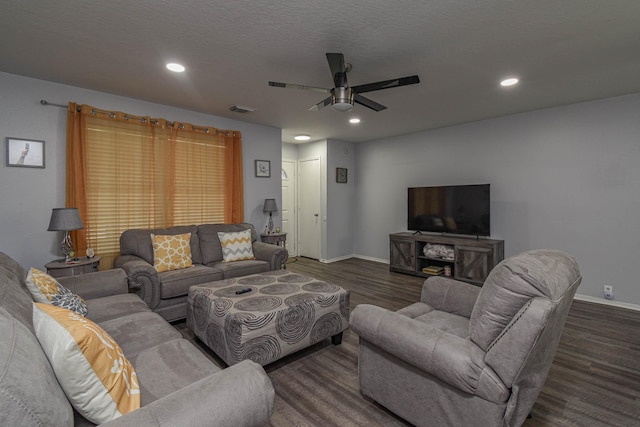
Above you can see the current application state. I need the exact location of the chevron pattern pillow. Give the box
[217,229,255,262]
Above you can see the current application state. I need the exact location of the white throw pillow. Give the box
[25,267,88,316]
[32,303,140,424]
[217,229,255,262]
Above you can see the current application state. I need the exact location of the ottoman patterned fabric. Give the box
[186,270,350,366]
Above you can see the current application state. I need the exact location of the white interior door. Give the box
[298,157,321,259]
[281,160,297,256]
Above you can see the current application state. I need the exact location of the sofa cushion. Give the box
[159,264,224,299]
[0,306,74,426]
[120,225,202,265]
[33,303,140,424]
[198,223,258,264]
[86,293,151,323]
[130,339,221,405]
[218,229,256,262]
[25,267,88,316]
[0,266,36,333]
[208,259,271,278]
[151,233,193,272]
[98,311,183,359]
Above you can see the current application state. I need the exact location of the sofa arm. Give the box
[114,255,161,310]
[100,360,275,427]
[421,276,481,318]
[58,269,129,300]
[252,241,288,270]
[350,304,508,404]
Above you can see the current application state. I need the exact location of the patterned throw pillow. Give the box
[25,267,88,316]
[33,303,140,424]
[151,232,193,272]
[217,229,255,262]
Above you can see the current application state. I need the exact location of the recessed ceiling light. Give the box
[349,118,361,124]
[500,77,519,87]
[294,134,311,141]
[166,63,186,73]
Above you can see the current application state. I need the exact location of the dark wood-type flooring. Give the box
[174,257,640,426]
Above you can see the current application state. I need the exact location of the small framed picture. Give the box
[336,167,348,183]
[255,160,271,177]
[6,137,45,168]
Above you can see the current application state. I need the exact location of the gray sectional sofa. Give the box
[0,252,275,426]
[115,223,288,321]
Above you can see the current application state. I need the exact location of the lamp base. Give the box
[268,213,274,234]
[60,231,76,262]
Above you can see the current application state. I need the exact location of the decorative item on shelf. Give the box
[336,167,348,183]
[422,266,444,275]
[275,227,281,233]
[86,247,95,258]
[444,265,452,276]
[263,198,278,234]
[47,208,84,263]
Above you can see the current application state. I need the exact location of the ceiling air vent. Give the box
[229,105,256,113]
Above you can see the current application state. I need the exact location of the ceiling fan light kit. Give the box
[331,87,354,112]
[269,52,419,113]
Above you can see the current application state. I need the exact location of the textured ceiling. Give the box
[1,1,639,144]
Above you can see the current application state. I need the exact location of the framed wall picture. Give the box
[255,160,271,177]
[336,167,348,183]
[6,137,45,168]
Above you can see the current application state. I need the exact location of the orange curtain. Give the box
[66,102,244,268]
[66,103,88,258]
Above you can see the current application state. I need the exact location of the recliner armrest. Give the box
[100,360,275,427]
[252,241,288,270]
[351,304,508,404]
[58,268,129,300]
[114,255,161,310]
[421,276,481,318]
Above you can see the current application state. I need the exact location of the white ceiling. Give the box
[2,1,639,144]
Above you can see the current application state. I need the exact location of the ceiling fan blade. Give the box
[326,53,348,88]
[268,81,330,94]
[309,96,332,111]
[354,93,387,111]
[352,75,420,94]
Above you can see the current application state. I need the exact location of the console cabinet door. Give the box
[390,237,416,273]
[455,245,492,285]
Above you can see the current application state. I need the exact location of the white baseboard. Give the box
[573,293,640,312]
[353,254,388,264]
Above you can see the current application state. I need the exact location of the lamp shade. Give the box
[263,199,278,214]
[47,208,84,231]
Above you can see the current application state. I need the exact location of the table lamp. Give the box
[47,208,84,262]
[263,199,278,234]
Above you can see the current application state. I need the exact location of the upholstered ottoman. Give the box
[186,270,350,366]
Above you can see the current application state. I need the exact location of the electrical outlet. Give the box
[603,285,614,300]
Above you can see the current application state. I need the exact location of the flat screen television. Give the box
[408,184,490,236]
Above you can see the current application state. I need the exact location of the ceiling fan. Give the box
[268,52,420,112]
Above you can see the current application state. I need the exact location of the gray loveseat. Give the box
[0,252,275,426]
[115,223,288,321]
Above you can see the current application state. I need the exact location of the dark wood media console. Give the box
[389,232,504,286]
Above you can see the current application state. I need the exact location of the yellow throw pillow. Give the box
[151,232,193,272]
[217,229,255,262]
[32,303,140,424]
[25,267,88,316]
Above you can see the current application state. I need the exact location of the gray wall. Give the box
[0,71,282,271]
[354,92,640,305]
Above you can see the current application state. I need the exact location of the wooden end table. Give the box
[261,232,287,247]
[45,256,101,278]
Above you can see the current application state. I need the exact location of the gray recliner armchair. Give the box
[350,249,581,427]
